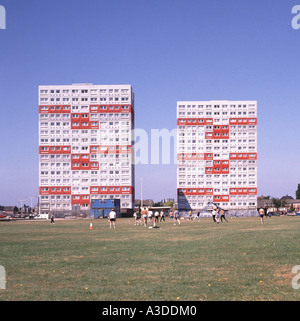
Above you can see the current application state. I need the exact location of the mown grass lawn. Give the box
[0,216,300,301]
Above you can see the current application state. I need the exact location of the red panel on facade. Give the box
[71,113,90,121]
[71,195,91,205]
[39,146,71,154]
[89,105,132,114]
[39,186,72,195]
[211,125,230,139]
[177,188,214,196]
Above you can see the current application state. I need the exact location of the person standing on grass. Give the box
[174,210,181,225]
[212,208,216,222]
[169,210,174,222]
[148,208,153,224]
[188,210,193,221]
[50,214,55,224]
[160,210,165,222]
[220,209,228,222]
[153,210,159,227]
[154,210,159,224]
[133,210,138,225]
[137,208,142,225]
[216,209,220,223]
[108,209,117,229]
[142,207,148,226]
[259,208,265,224]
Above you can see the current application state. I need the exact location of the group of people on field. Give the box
[52,206,274,230]
[107,206,273,229]
[133,207,231,227]
[211,208,229,223]
[108,206,232,230]
[134,208,182,227]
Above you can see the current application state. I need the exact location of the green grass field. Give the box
[1,216,300,301]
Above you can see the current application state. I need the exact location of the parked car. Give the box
[0,212,11,221]
[268,211,281,216]
[0,212,7,219]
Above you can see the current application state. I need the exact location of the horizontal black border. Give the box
[0,301,298,319]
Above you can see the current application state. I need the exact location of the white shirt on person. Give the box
[109,211,116,219]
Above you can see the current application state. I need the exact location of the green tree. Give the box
[296,184,300,199]
[165,200,174,207]
[272,198,286,210]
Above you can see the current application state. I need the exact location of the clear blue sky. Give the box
[0,0,300,206]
